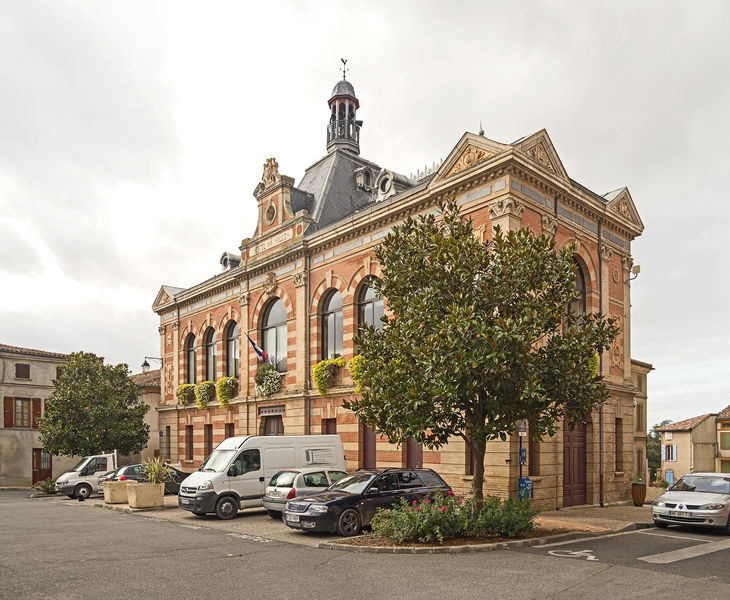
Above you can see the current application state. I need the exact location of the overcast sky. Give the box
[1,0,728,430]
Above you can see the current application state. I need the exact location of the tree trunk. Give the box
[471,438,486,499]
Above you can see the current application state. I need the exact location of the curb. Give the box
[318,523,653,554]
[94,502,171,514]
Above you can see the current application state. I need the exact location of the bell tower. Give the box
[326,59,362,155]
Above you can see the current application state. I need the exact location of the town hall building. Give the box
[152,73,651,508]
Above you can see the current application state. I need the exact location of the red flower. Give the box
[447,490,454,497]
[424,499,431,503]
[405,508,410,512]
[412,500,417,505]
[441,506,446,512]
[416,507,420,511]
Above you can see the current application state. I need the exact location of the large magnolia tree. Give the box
[346,199,618,498]
[39,351,150,457]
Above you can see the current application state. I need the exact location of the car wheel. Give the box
[654,521,669,528]
[215,496,239,520]
[336,509,361,537]
[74,484,92,500]
[266,509,282,520]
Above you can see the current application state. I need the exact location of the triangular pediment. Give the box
[430,133,510,184]
[152,285,183,311]
[512,129,569,181]
[604,187,644,231]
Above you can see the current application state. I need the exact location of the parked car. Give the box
[108,464,189,495]
[282,468,451,536]
[97,468,123,494]
[651,472,730,533]
[263,467,347,519]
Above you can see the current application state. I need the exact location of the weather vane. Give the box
[340,57,348,80]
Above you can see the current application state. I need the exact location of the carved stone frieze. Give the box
[488,197,524,219]
[261,157,280,187]
[263,272,277,295]
[541,215,557,236]
[617,198,632,220]
[158,325,165,335]
[525,142,554,172]
[610,315,623,369]
[600,245,613,261]
[293,271,307,288]
[165,362,174,397]
[446,146,492,177]
[621,255,634,272]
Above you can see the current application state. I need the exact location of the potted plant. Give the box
[631,474,647,506]
[255,363,281,398]
[311,357,345,396]
[127,457,173,509]
[103,478,134,504]
[195,381,216,409]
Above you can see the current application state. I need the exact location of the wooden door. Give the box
[32,449,52,483]
[562,420,587,506]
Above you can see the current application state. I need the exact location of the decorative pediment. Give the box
[604,187,644,231]
[512,129,569,181]
[152,285,183,311]
[430,133,510,184]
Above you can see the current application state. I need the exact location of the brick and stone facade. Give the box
[152,75,651,508]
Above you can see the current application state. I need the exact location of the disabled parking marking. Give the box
[547,549,598,561]
[638,538,730,564]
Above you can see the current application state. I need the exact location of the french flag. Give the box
[245,333,268,362]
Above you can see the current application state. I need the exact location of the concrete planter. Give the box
[102,480,133,504]
[127,482,165,509]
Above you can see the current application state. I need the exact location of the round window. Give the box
[264,204,276,225]
[379,177,391,193]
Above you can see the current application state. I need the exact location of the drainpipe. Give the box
[598,218,604,508]
[305,250,311,434]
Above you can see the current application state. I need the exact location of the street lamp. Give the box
[141,356,162,373]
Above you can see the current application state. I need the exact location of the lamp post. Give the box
[141,356,162,373]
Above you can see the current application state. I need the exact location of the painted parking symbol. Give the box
[547,549,598,561]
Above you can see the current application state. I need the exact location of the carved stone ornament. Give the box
[263,272,277,295]
[600,245,613,261]
[541,214,557,236]
[238,293,249,306]
[158,325,165,335]
[446,146,491,177]
[293,271,307,288]
[611,337,623,369]
[165,362,174,397]
[488,197,524,219]
[617,198,632,220]
[172,322,180,330]
[261,157,280,187]
[622,255,634,272]
[526,142,554,172]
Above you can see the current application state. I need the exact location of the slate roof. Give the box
[130,369,160,388]
[331,80,356,98]
[0,343,67,360]
[655,414,715,432]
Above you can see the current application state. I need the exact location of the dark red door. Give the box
[32,449,52,483]
[563,420,587,506]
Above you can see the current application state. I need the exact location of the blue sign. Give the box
[518,477,533,499]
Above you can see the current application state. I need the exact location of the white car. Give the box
[651,472,730,533]
[263,467,347,519]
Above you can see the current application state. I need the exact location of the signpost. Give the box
[516,420,533,499]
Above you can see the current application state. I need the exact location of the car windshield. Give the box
[198,449,237,472]
[70,457,91,472]
[269,471,297,487]
[670,476,730,494]
[326,473,374,495]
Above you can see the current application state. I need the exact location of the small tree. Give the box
[647,419,672,478]
[346,198,618,498]
[39,352,150,457]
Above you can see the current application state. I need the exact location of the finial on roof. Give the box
[340,58,348,80]
[478,121,484,137]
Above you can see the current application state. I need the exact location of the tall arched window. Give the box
[262,298,287,372]
[225,321,239,378]
[358,279,384,332]
[204,327,216,381]
[185,334,196,384]
[569,260,587,316]
[321,290,343,359]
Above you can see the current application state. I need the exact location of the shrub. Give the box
[311,357,345,396]
[31,478,56,494]
[177,384,196,406]
[141,457,174,485]
[216,377,238,407]
[195,381,216,409]
[659,479,670,488]
[255,363,281,397]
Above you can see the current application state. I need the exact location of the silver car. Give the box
[652,472,730,533]
[263,467,347,519]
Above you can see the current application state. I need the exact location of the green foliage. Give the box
[254,363,281,398]
[176,384,196,406]
[195,381,216,409]
[216,377,238,407]
[348,355,365,392]
[31,478,56,494]
[633,474,645,483]
[647,419,672,475]
[370,491,537,543]
[312,357,345,396]
[658,479,670,488]
[346,198,619,498]
[38,351,150,457]
[141,456,174,484]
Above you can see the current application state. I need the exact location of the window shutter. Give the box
[4,397,14,428]
[661,445,665,461]
[673,445,677,461]
[32,398,42,428]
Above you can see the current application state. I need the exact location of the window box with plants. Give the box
[312,357,345,396]
[255,363,282,398]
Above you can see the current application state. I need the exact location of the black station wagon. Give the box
[282,468,450,536]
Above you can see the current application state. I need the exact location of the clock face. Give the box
[264,203,276,225]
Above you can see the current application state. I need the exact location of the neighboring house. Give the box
[151,72,651,509]
[130,368,161,462]
[716,405,730,473]
[656,414,717,485]
[0,343,76,486]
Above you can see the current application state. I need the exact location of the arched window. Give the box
[262,298,287,372]
[321,290,343,359]
[204,327,216,381]
[185,334,196,384]
[568,260,586,316]
[225,321,239,378]
[358,279,384,332]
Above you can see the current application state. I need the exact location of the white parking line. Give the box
[638,538,730,564]
[636,530,714,542]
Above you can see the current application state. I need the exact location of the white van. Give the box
[54,452,118,499]
[177,435,346,519]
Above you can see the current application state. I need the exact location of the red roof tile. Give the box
[655,413,714,432]
[130,369,160,388]
[0,343,67,360]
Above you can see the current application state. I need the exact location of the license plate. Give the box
[669,510,692,517]
[181,499,193,506]
[287,514,300,523]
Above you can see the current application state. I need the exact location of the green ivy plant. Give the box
[312,357,345,396]
[216,377,238,407]
[176,384,196,407]
[254,363,281,398]
[347,355,365,392]
[195,381,216,409]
